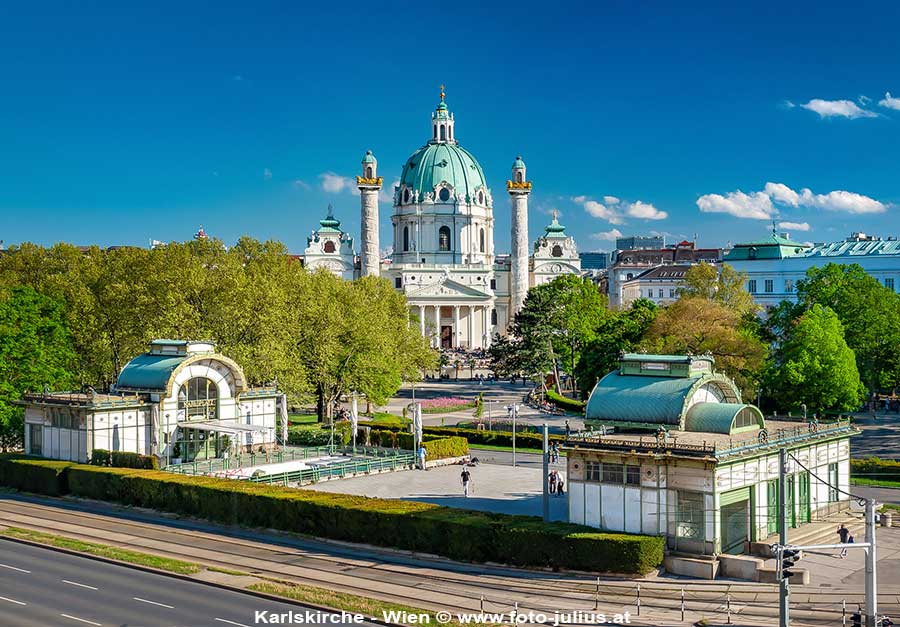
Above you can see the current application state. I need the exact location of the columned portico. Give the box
[410,301,495,350]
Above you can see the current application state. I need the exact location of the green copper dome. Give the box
[400,143,488,204]
[318,205,342,232]
[513,156,526,169]
[361,150,376,164]
[544,214,566,236]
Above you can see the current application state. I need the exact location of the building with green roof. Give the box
[565,353,856,575]
[22,339,282,465]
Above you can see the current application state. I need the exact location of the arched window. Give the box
[478,191,484,205]
[491,309,498,325]
[516,171,524,183]
[479,228,485,253]
[403,188,410,204]
[551,244,563,258]
[178,377,218,421]
[440,125,446,141]
[438,187,451,202]
[323,241,336,253]
[439,226,451,251]
[366,166,373,178]
[433,124,437,139]
[403,226,409,252]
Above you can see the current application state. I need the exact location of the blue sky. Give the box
[2,1,899,253]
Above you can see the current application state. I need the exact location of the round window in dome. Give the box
[552,245,563,258]
[403,188,410,204]
[438,187,451,202]
[478,191,484,204]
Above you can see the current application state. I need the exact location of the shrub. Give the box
[90,449,111,466]
[61,464,662,574]
[546,390,586,414]
[422,436,468,460]
[418,426,565,449]
[851,457,900,483]
[0,455,73,496]
[110,451,158,470]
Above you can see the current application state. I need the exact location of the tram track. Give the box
[0,495,896,626]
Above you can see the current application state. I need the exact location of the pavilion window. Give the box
[439,226,451,251]
[676,490,705,540]
[626,465,641,486]
[585,461,601,482]
[602,464,624,484]
[178,377,218,421]
[828,463,839,502]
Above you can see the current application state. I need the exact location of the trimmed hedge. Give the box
[366,430,469,460]
[546,390,586,414]
[61,464,662,573]
[90,449,158,470]
[851,457,900,482]
[0,455,73,496]
[419,426,565,449]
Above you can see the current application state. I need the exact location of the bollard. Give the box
[636,583,641,616]
[726,593,731,625]
[842,599,846,626]
[514,602,519,624]
[681,588,685,623]
[480,595,484,613]
[595,577,600,610]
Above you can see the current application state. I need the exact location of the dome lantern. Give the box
[431,84,456,144]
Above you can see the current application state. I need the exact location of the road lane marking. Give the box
[0,595,26,606]
[215,619,250,627]
[60,614,102,626]
[133,597,174,609]
[0,563,30,573]
[63,579,98,590]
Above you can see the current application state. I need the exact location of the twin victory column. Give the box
[306,87,581,350]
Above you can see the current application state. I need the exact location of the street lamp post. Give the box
[506,403,519,467]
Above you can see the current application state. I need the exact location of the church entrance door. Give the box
[440,326,453,348]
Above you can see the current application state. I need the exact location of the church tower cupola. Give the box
[361,150,377,180]
[431,85,456,144]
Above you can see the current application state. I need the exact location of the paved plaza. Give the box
[305,459,569,520]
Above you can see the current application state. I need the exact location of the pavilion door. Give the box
[720,487,750,554]
[440,325,453,349]
[766,480,779,536]
[798,472,811,523]
[787,475,797,528]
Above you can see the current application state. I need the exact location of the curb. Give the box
[0,534,397,627]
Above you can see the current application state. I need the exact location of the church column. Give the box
[468,305,475,350]
[484,306,493,349]
[433,306,441,348]
[481,306,488,349]
[419,305,425,338]
[453,306,461,349]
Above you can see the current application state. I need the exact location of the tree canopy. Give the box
[0,240,436,420]
[678,263,758,316]
[0,287,78,449]
[766,304,865,413]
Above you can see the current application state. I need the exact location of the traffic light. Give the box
[780,548,800,580]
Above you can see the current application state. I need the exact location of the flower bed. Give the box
[418,397,477,414]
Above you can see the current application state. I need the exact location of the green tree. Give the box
[679,262,757,315]
[642,297,767,398]
[794,263,900,392]
[767,304,865,413]
[574,298,657,394]
[0,287,78,450]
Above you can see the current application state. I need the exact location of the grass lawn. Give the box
[1,527,201,574]
[468,443,566,456]
[289,413,318,425]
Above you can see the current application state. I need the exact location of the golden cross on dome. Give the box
[439,84,445,102]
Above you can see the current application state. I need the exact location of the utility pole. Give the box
[512,404,518,467]
[779,447,790,627]
[542,424,549,521]
[865,499,877,627]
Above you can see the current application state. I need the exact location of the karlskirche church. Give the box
[302,90,581,350]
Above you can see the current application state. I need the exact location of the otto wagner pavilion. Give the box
[21,340,282,464]
[565,353,856,578]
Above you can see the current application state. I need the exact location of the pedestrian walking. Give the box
[553,442,561,463]
[557,474,565,496]
[838,523,850,558]
[418,445,427,471]
[461,468,471,497]
[565,420,570,439]
[549,470,558,494]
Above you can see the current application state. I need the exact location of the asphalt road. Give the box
[0,539,367,627]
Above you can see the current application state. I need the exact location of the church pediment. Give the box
[407,277,490,299]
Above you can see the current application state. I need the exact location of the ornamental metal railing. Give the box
[566,419,855,459]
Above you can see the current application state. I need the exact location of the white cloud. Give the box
[699,181,887,220]
[797,188,886,214]
[800,99,877,119]
[263,168,273,180]
[696,190,775,220]
[764,182,800,207]
[625,201,667,220]
[783,100,796,109]
[319,172,355,193]
[591,228,623,242]
[292,179,311,190]
[777,221,811,232]
[582,200,625,224]
[572,195,588,203]
[603,195,621,205]
[859,95,872,105]
[878,91,900,111]
[379,178,400,203]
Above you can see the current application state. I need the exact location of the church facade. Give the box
[302,91,581,349]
